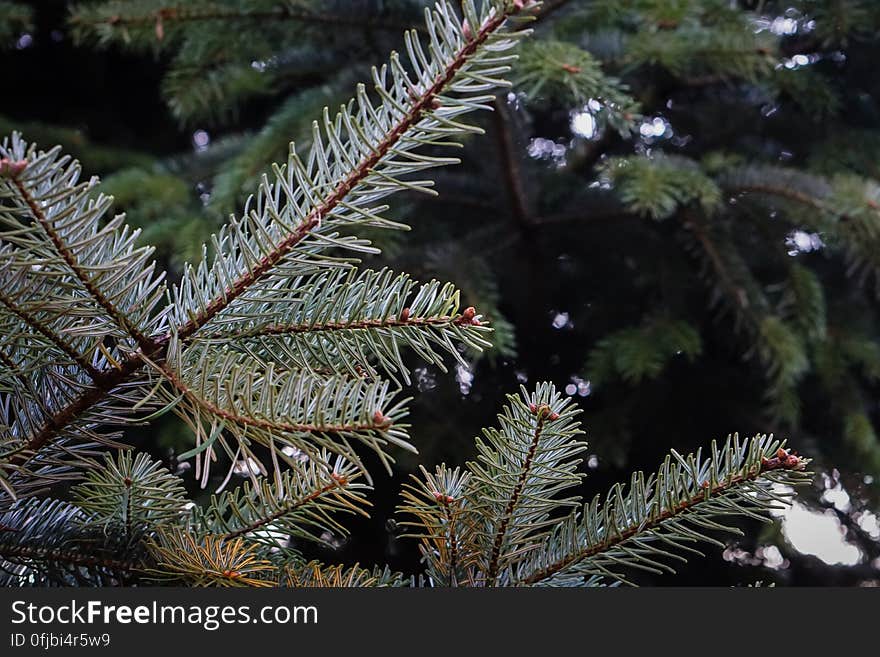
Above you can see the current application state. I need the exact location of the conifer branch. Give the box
[158,358,397,436]
[220,479,342,541]
[282,561,406,587]
[21,356,144,455]
[1,2,531,483]
[163,3,521,344]
[0,497,140,585]
[203,314,467,338]
[145,533,277,586]
[683,217,751,314]
[400,386,808,587]
[0,544,136,576]
[518,444,808,585]
[215,460,367,543]
[8,175,153,349]
[0,291,103,380]
[486,408,546,584]
[724,182,829,212]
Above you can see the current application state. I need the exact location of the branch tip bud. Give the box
[372,410,392,428]
[0,158,27,179]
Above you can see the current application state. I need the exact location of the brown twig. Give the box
[491,98,532,228]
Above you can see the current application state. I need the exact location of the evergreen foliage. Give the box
[0,1,31,46]
[0,0,819,586]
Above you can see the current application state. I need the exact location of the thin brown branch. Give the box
[682,218,751,314]
[445,503,460,587]
[23,354,146,454]
[492,99,531,227]
[725,183,829,212]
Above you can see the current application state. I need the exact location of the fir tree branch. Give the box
[156,359,395,436]
[21,355,143,455]
[725,182,831,214]
[682,217,750,314]
[724,178,880,223]
[282,561,405,587]
[0,497,140,585]
[463,384,585,585]
[0,543,137,576]
[200,314,471,339]
[196,451,370,550]
[221,478,343,541]
[517,441,808,585]
[0,291,103,380]
[8,175,153,349]
[397,463,482,587]
[162,5,517,345]
[145,532,277,586]
[486,408,546,584]
[5,2,529,473]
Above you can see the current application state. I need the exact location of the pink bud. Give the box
[0,158,27,178]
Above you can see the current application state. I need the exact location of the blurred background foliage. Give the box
[3,0,880,585]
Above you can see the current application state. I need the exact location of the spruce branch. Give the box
[71,451,188,541]
[1,1,535,492]
[145,532,277,586]
[398,463,483,586]
[681,216,807,424]
[0,142,167,350]
[0,498,139,586]
[516,435,810,586]
[600,154,721,220]
[586,318,701,386]
[468,384,584,585]
[626,23,777,82]
[163,1,529,343]
[400,384,809,587]
[0,289,104,381]
[189,267,491,384]
[400,383,586,586]
[514,40,640,135]
[0,137,168,498]
[197,451,370,547]
[155,341,413,479]
[720,166,880,288]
